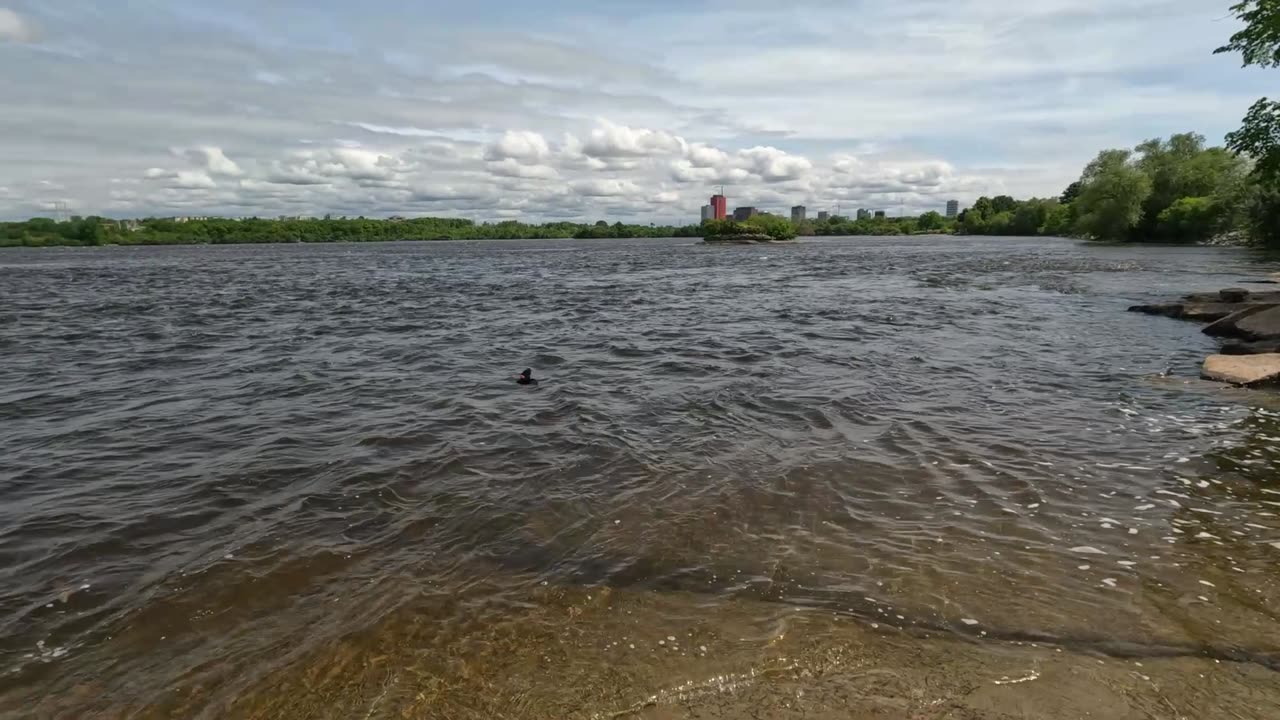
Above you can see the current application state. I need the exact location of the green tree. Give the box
[917,211,945,231]
[1215,1,1280,68]
[741,214,798,240]
[1060,181,1083,204]
[1217,1,1280,247]
[986,211,1014,235]
[1242,183,1280,246]
[990,195,1018,214]
[1227,99,1280,182]
[1133,133,1248,240]
[1011,199,1053,236]
[1156,197,1224,243]
[1040,201,1074,236]
[1072,149,1153,241]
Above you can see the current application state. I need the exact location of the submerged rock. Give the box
[1201,354,1280,387]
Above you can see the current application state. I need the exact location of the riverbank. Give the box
[55,583,1274,720]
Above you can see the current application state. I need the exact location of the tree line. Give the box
[0,216,704,247]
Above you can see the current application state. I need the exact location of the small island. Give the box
[701,216,799,245]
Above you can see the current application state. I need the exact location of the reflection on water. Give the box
[2,236,1280,718]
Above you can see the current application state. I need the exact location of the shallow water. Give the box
[3,236,1280,718]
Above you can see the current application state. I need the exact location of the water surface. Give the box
[3,236,1280,718]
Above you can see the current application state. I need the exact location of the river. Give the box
[3,236,1280,719]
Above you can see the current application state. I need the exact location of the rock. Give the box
[1201,354,1280,386]
[1183,304,1253,322]
[1220,288,1250,303]
[1203,304,1280,338]
[1221,340,1280,356]
[1204,304,1280,340]
[1128,304,1183,318]
[1183,290,1280,304]
[1128,303,1253,322]
[1233,305,1280,341]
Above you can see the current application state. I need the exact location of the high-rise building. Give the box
[856,209,871,220]
[710,194,728,221]
[874,210,886,219]
[732,206,759,222]
[701,205,714,222]
[946,200,960,218]
[791,205,806,224]
[817,211,830,222]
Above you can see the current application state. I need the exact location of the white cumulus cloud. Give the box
[0,8,35,43]
[484,130,553,164]
[488,159,559,180]
[571,179,642,197]
[193,147,244,178]
[738,147,812,183]
[170,171,216,190]
[579,120,686,158]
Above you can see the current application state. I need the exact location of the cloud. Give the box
[484,130,552,164]
[264,170,331,186]
[571,179,642,197]
[686,143,731,169]
[0,0,1268,222]
[0,8,35,43]
[264,148,408,187]
[170,171,216,190]
[411,185,490,203]
[253,71,287,86]
[487,158,559,180]
[738,147,812,182]
[667,144,810,185]
[580,120,686,158]
[184,147,244,177]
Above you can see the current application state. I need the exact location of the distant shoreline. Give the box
[0,233,1104,250]
[1,214,956,248]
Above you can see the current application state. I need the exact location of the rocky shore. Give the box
[1130,284,1280,386]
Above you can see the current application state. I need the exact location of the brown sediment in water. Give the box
[30,584,1279,720]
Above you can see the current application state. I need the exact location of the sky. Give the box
[0,0,1270,223]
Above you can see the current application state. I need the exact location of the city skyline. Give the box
[702,191,962,224]
[0,1,1268,223]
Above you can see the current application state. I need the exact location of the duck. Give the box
[516,368,539,386]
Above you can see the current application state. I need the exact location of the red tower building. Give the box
[710,194,727,221]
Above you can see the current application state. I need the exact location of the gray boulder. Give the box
[1204,305,1280,340]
